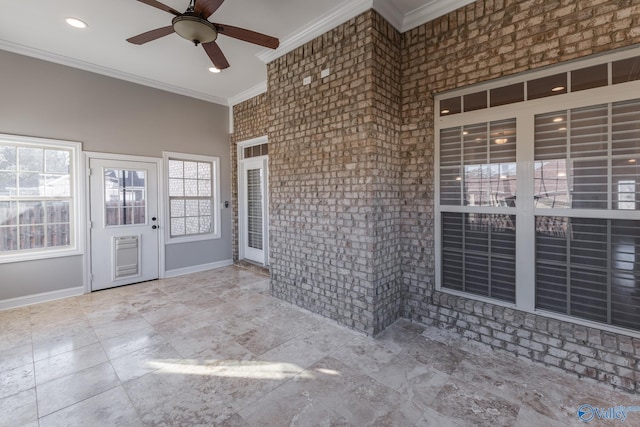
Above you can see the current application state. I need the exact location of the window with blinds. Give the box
[534,98,640,328]
[439,118,517,302]
[442,213,516,302]
[436,47,640,334]
[440,119,517,207]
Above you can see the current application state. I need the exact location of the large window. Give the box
[0,134,81,262]
[164,152,220,242]
[436,48,640,333]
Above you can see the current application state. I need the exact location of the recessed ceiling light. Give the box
[495,138,508,145]
[551,86,565,92]
[208,67,221,74]
[558,172,567,177]
[66,17,87,29]
[629,159,637,163]
[553,117,563,122]
[558,127,567,131]
[455,176,462,181]
[441,109,450,114]
[462,131,469,135]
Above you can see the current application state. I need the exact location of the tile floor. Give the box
[1,266,637,426]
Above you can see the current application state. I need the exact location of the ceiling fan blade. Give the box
[194,0,225,19]
[214,24,279,50]
[135,0,181,16]
[203,42,230,70]
[127,26,175,45]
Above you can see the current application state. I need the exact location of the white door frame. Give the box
[237,136,269,265]
[84,152,165,293]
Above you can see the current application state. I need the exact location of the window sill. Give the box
[165,233,221,245]
[0,247,83,264]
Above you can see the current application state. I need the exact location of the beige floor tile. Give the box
[241,356,424,426]
[111,341,182,383]
[36,361,120,417]
[99,328,166,360]
[38,386,142,427]
[32,324,99,361]
[0,388,38,427]
[0,343,33,372]
[1,266,636,426]
[140,302,194,325]
[430,378,521,426]
[0,330,33,352]
[34,342,108,385]
[91,316,153,342]
[124,366,239,427]
[0,364,35,400]
[84,302,140,327]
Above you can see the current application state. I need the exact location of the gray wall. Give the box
[0,50,231,301]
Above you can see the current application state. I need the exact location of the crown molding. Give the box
[372,0,404,32]
[257,0,374,64]
[228,81,268,107]
[401,0,476,32]
[0,39,228,106]
[256,0,477,65]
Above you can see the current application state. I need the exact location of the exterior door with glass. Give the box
[89,158,159,291]
[240,157,268,265]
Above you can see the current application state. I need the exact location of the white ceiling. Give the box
[0,0,474,106]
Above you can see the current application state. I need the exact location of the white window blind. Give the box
[534,98,640,328]
[436,48,640,334]
[439,118,517,303]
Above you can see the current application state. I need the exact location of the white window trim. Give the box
[0,133,84,264]
[434,47,640,336]
[237,136,269,265]
[163,151,221,244]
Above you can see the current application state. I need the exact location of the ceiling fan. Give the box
[127,0,279,70]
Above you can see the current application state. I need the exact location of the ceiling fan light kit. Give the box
[172,13,218,45]
[127,0,279,70]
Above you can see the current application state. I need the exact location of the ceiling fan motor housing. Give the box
[172,13,218,45]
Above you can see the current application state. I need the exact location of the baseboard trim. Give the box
[0,286,84,311]
[164,259,234,278]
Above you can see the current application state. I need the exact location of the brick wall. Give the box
[266,11,403,335]
[401,0,640,392]
[230,0,640,391]
[230,93,269,262]
[369,12,403,333]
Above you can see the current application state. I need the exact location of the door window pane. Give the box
[247,168,263,250]
[104,169,146,226]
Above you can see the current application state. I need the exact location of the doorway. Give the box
[238,138,269,265]
[89,157,160,291]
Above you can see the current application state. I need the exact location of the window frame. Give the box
[163,151,221,244]
[434,47,640,337]
[0,133,84,264]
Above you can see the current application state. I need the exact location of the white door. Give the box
[90,158,159,291]
[240,158,268,264]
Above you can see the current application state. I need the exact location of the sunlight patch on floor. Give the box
[148,359,320,380]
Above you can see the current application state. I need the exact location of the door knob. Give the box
[152,225,158,230]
